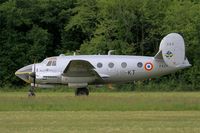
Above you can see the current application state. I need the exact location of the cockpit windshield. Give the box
[41,58,57,66]
[41,59,48,64]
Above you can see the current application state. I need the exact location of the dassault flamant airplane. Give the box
[15,33,191,96]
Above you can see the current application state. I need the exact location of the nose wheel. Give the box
[75,88,89,96]
[28,86,35,97]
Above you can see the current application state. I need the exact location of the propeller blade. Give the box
[33,62,36,88]
[29,61,36,87]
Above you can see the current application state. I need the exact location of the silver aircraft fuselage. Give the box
[15,55,188,86]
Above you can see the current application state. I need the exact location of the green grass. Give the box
[0,92,200,133]
[0,92,200,111]
[0,111,200,133]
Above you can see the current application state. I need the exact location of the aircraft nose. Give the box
[15,64,33,83]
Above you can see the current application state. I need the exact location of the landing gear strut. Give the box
[75,88,89,96]
[28,86,35,97]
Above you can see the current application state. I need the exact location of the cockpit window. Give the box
[41,59,48,64]
[52,61,56,66]
[46,60,57,66]
[47,61,52,66]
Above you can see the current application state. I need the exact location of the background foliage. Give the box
[0,0,200,91]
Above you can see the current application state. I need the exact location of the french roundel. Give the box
[144,62,154,71]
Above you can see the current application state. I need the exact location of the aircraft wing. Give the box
[63,60,103,83]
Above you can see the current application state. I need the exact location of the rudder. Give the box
[155,33,188,67]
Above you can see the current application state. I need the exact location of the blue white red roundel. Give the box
[144,62,154,71]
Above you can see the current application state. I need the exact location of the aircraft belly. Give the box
[61,76,95,84]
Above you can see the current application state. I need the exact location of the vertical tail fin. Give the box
[154,33,191,68]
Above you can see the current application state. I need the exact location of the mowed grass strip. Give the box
[0,92,200,111]
[0,111,200,133]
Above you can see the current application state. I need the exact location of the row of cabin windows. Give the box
[45,60,143,68]
[47,61,56,66]
[97,62,143,69]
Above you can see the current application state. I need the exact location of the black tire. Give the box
[28,87,36,97]
[75,88,89,96]
[28,91,35,97]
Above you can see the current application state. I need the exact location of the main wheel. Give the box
[75,88,89,96]
[28,91,35,97]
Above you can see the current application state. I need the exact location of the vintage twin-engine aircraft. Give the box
[15,33,191,96]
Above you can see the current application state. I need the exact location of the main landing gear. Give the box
[75,88,89,96]
[28,87,89,96]
[28,86,35,97]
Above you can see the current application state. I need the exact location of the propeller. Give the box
[30,62,36,85]
[33,63,36,88]
[28,61,36,96]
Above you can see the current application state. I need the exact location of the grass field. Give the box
[0,92,200,133]
[0,92,200,111]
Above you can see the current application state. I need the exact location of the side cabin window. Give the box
[97,63,103,68]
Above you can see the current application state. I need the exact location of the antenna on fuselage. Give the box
[108,50,115,55]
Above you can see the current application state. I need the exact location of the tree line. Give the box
[0,0,200,91]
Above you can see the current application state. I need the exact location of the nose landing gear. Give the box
[28,86,36,97]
